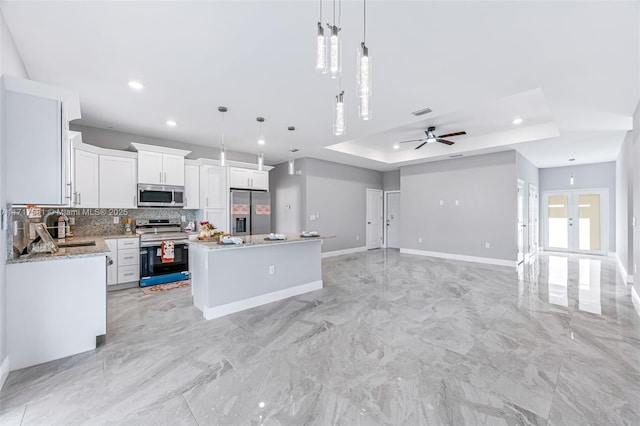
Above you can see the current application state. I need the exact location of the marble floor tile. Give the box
[1,250,639,425]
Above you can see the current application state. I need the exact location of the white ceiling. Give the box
[2,1,638,171]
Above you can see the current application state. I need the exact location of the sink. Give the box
[58,240,96,248]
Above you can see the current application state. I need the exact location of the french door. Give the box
[542,189,608,255]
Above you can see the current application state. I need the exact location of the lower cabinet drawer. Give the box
[118,248,139,266]
[118,265,140,283]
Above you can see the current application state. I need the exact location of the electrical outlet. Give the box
[113,216,120,224]
[269,265,275,275]
[181,215,186,222]
[439,200,444,206]
[455,200,460,206]
[418,237,422,243]
[356,235,360,241]
[310,214,316,221]
[485,242,490,249]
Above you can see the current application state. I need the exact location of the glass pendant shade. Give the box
[357,43,371,120]
[329,25,341,79]
[288,158,295,175]
[257,153,264,171]
[333,91,345,136]
[220,146,226,166]
[316,23,327,73]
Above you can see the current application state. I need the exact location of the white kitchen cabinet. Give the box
[137,151,164,185]
[74,149,99,208]
[228,167,269,190]
[200,165,228,209]
[104,239,118,286]
[184,164,200,209]
[4,76,81,205]
[6,255,106,371]
[204,209,228,233]
[106,237,140,290]
[99,155,137,208]
[136,150,186,186]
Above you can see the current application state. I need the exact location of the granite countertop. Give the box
[9,236,113,264]
[188,233,334,251]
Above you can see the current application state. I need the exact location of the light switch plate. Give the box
[439,200,444,206]
[113,216,120,224]
[310,214,316,221]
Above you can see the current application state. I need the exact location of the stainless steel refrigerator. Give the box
[230,190,271,236]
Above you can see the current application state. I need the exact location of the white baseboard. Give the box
[632,286,640,319]
[202,280,323,320]
[0,356,9,391]
[614,253,634,284]
[399,248,517,268]
[321,246,367,258]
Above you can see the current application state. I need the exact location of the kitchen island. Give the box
[188,233,331,320]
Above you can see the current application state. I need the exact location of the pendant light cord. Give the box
[333,0,335,26]
[363,0,366,43]
[338,0,342,27]
[221,111,225,148]
[319,0,322,21]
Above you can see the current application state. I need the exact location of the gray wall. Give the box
[0,9,29,379]
[400,151,517,261]
[302,158,383,252]
[516,152,540,255]
[270,157,383,253]
[615,132,634,276]
[539,162,616,252]
[633,100,640,298]
[383,170,401,191]
[269,161,303,234]
[70,124,258,164]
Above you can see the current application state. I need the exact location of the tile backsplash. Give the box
[8,206,197,257]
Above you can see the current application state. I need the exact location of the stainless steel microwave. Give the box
[137,184,184,208]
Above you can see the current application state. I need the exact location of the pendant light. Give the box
[218,106,227,166]
[328,0,342,79]
[334,90,345,136]
[256,117,265,171]
[357,0,371,120]
[288,126,296,175]
[316,0,327,73]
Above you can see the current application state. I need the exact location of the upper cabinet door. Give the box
[74,149,99,208]
[250,170,269,191]
[228,167,252,189]
[99,155,137,208]
[137,151,163,185]
[162,154,185,186]
[184,164,200,209]
[200,165,228,209]
[5,92,65,205]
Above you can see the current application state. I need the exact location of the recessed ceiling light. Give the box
[128,80,144,90]
[166,120,177,127]
[512,117,523,125]
[393,144,400,150]
[411,107,432,117]
[568,158,575,162]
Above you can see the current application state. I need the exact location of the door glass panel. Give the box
[548,195,569,249]
[578,194,601,251]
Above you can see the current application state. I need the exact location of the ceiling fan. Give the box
[398,126,467,150]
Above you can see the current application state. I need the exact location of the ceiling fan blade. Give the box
[398,138,426,144]
[437,139,455,145]
[414,141,428,150]
[437,131,466,138]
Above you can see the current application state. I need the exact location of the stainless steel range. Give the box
[136,218,190,287]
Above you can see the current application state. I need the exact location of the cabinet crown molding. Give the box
[130,142,191,157]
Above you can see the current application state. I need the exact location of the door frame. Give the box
[383,190,400,248]
[366,188,383,250]
[541,188,609,255]
[517,179,525,265]
[528,183,539,259]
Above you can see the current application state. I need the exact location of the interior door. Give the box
[385,192,400,249]
[517,180,525,264]
[543,189,608,255]
[366,189,383,249]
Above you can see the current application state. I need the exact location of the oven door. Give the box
[140,243,189,278]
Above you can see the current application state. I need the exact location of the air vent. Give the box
[449,154,463,158]
[289,148,299,153]
[411,108,432,117]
